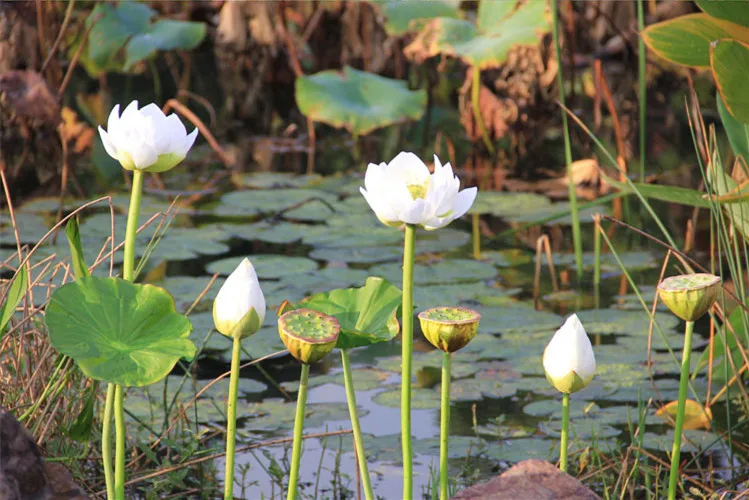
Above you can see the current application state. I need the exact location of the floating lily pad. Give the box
[206,255,318,279]
[370,259,497,286]
[233,172,322,189]
[216,189,337,217]
[0,212,54,244]
[45,277,195,387]
[641,429,722,453]
[278,267,371,295]
[309,246,404,264]
[481,249,534,267]
[476,305,562,334]
[218,221,314,244]
[283,199,336,222]
[376,350,481,379]
[540,419,622,439]
[281,367,390,392]
[483,438,558,462]
[295,66,427,137]
[468,191,551,216]
[415,282,516,309]
[302,225,401,248]
[574,309,680,335]
[536,251,659,272]
[372,385,441,409]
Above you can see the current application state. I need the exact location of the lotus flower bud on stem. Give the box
[213,258,266,340]
[657,273,721,321]
[418,306,481,353]
[543,314,596,394]
[278,308,340,365]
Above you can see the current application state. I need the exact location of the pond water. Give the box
[1,169,746,498]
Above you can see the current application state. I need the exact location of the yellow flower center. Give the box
[407,181,429,200]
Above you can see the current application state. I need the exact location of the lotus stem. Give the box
[114,384,125,499]
[472,213,481,260]
[287,363,310,500]
[439,351,452,500]
[102,383,115,500]
[668,320,694,500]
[123,169,143,282]
[341,349,374,500]
[224,336,242,499]
[401,223,416,500]
[560,391,570,472]
[471,66,495,155]
[637,0,646,183]
[550,0,583,282]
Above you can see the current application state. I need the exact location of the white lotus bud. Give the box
[213,258,266,340]
[360,152,477,230]
[542,314,596,394]
[98,100,198,173]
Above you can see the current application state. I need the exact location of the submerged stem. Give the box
[560,392,570,472]
[224,336,242,499]
[401,223,416,500]
[287,364,310,500]
[440,352,452,500]
[341,349,374,500]
[102,383,115,500]
[668,320,695,500]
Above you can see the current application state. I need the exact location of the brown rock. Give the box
[453,459,600,500]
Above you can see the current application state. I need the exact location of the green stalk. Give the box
[287,363,310,500]
[668,320,694,500]
[123,169,144,282]
[637,0,646,182]
[439,352,451,500]
[560,392,570,472]
[102,383,115,500]
[114,384,125,499]
[224,336,242,499]
[472,213,481,260]
[401,224,416,500]
[471,66,495,155]
[341,349,374,500]
[110,168,144,499]
[550,0,583,281]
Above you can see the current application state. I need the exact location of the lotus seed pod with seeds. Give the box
[279,308,340,364]
[418,306,481,353]
[543,314,596,394]
[657,274,721,322]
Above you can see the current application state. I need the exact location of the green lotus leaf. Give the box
[711,39,749,124]
[45,277,195,387]
[404,0,549,69]
[380,0,461,36]
[295,66,427,136]
[285,277,402,350]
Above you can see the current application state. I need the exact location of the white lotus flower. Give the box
[360,152,477,230]
[213,258,266,340]
[98,100,198,173]
[542,314,596,394]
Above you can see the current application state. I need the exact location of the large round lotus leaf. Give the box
[286,277,402,349]
[215,189,337,217]
[295,66,427,136]
[380,0,461,36]
[468,191,550,216]
[45,277,195,387]
[536,251,659,272]
[206,255,318,279]
[574,309,680,335]
[370,259,497,286]
[233,172,322,189]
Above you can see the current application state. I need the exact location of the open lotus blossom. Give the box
[98,100,198,173]
[360,152,477,230]
[543,314,596,394]
[213,258,266,339]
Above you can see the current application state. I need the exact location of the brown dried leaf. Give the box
[461,82,519,142]
[216,0,247,49]
[0,70,59,126]
[59,107,94,154]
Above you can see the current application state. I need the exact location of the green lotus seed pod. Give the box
[417,307,481,353]
[657,274,721,322]
[278,308,340,364]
